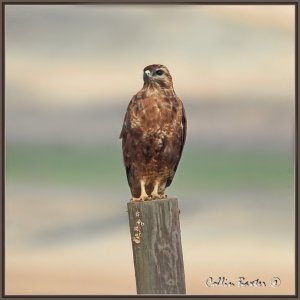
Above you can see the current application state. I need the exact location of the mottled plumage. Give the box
[120,64,186,201]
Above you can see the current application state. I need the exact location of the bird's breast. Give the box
[129,96,182,144]
[137,97,175,121]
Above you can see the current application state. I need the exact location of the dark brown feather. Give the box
[166,104,187,187]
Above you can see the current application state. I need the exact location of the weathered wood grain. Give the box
[127,198,186,294]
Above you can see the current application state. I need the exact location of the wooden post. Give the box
[127,198,186,294]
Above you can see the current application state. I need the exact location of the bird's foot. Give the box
[131,197,142,202]
[150,193,160,200]
[151,193,167,200]
[131,193,151,202]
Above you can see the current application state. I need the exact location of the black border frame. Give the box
[0,1,298,299]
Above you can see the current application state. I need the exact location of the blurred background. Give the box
[5,4,295,295]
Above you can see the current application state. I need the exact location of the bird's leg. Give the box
[131,180,150,201]
[151,181,160,200]
[151,181,167,199]
[140,180,150,200]
[158,182,167,199]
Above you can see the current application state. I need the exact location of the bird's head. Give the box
[143,64,173,89]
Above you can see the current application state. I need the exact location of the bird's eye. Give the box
[156,70,164,76]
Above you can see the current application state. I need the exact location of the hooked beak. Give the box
[143,70,152,81]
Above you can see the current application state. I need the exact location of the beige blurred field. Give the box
[5,187,295,295]
[5,4,295,295]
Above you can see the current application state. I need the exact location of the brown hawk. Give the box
[120,64,186,201]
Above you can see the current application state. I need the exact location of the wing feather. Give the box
[166,102,187,187]
[120,98,134,188]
